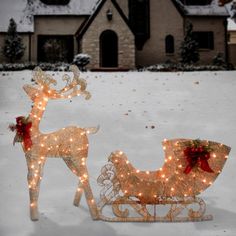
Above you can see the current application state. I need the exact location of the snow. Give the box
[0,70,236,236]
[0,0,33,32]
[0,0,98,32]
[182,0,229,16]
[228,18,236,30]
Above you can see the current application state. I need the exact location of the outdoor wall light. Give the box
[106,9,113,21]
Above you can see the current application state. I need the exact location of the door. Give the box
[100,30,118,68]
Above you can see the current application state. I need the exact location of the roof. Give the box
[228,18,236,30]
[171,0,187,16]
[0,0,231,33]
[176,0,230,16]
[0,0,98,32]
[76,0,133,39]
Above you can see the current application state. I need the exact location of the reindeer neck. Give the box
[29,97,48,134]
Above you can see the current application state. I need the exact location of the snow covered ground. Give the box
[0,70,236,236]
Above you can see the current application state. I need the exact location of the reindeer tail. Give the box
[84,126,100,135]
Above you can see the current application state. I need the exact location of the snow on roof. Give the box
[228,18,236,30]
[0,0,99,32]
[0,0,230,33]
[0,0,31,32]
[179,0,229,16]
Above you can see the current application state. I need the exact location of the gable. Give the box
[76,0,133,39]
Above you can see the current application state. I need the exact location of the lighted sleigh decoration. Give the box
[97,139,230,222]
[10,66,231,222]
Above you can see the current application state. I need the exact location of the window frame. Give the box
[40,0,70,5]
[165,35,175,54]
[37,35,74,63]
[192,31,214,50]
[180,0,212,5]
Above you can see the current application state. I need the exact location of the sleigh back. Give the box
[162,139,231,197]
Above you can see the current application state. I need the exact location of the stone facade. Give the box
[81,0,135,69]
[116,0,129,17]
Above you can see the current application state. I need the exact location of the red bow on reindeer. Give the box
[9,116,32,150]
[183,145,214,175]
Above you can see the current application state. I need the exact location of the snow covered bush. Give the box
[212,53,227,67]
[0,62,71,71]
[72,54,91,71]
[2,18,25,63]
[141,63,234,72]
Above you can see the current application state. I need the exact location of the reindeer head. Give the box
[23,65,91,102]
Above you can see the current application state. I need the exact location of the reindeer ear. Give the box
[23,85,40,101]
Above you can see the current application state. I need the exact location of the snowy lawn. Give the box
[0,70,236,236]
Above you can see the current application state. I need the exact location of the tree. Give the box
[180,22,199,64]
[2,18,25,63]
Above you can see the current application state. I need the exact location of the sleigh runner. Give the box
[97,139,231,222]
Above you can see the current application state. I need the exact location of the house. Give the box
[228,18,236,65]
[0,0,231,69]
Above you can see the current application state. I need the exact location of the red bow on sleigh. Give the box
[183,146,214,174]
[9,116,32,150]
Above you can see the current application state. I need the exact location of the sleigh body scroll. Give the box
[97,139,231,222]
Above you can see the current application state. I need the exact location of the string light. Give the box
[13,66,99,221]
[12,66,231,222]
[97,139,231,222]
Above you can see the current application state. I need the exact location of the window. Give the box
[193,31,214,50]
[180,0,212,5]
[129,0,150,50]
[40,0,70,5]
[38,35,74,63]
[165,35,175,54]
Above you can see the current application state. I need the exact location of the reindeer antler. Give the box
[34,67,57,88]
[54,65,90,99]
[33,65,91,100]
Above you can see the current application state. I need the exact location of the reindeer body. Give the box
[27,127,89,158]
[20,66,98,221]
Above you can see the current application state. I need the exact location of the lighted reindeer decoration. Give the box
[10,66,99,221]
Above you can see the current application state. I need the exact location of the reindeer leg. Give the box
[73,182,84,207]
[63,158,84,207]
[26,155,45,221]
[77,164,99,220]
[63,158,99,220]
